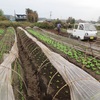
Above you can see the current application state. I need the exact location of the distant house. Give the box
[15,14,27,21]
[4,15,15,21]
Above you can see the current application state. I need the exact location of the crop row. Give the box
[0,27,15,63]
[0,29,4,35]
[0,28,5,40]
[27,28,100,75]
[12,59,24,100]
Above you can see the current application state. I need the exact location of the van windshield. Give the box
[85,24,96,31]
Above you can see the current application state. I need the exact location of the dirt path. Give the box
[17,31,41,100]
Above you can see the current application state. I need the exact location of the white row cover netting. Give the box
[0,35,18,100]
[19,27,100,100]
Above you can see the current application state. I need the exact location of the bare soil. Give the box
[45,29,69,37]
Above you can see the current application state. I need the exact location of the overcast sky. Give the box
[0,0,100,21]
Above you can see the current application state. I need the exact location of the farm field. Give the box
[27,28,100,80]
[1,0,100,99]
[0,26,100,100]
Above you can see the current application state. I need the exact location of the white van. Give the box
[69,23,97,40]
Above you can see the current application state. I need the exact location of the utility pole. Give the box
[50,11,52,19]
[14,10,16,21]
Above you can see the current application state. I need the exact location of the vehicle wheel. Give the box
[78,36,81,41]
[69,34,73,38]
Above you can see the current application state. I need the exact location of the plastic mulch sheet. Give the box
[0,36,18,100]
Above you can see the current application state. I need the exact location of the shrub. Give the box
[0,21,34,28]
[34,22,55,29]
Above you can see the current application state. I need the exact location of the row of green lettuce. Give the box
[0,27,15,63]
[27,28,100,75]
